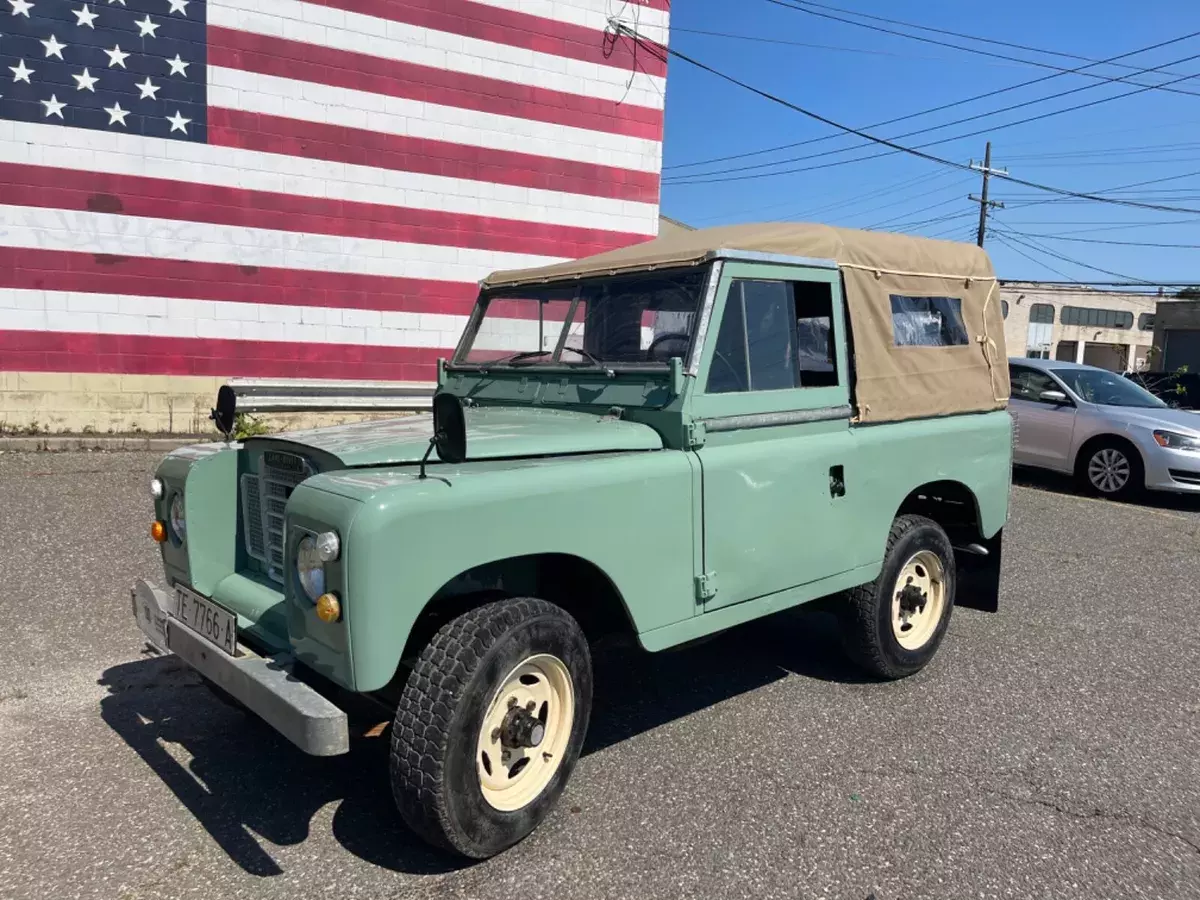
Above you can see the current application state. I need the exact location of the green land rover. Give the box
[132,223,1012,858]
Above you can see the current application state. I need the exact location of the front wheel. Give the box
[390,598,592,858]
[1077,440,1143,500]
[838,515,956,680]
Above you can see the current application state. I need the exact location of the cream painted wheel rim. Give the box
[476,654,574,812]
[891,550,947,651]
[1088,447,1131,494]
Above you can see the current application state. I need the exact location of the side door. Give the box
[692,263,860,612]
[1008,363,1077,471]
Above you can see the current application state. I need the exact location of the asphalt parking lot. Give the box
[1,451,1198,900]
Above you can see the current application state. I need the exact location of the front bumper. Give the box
[130,579,349,756]
[1142,444,1200,494]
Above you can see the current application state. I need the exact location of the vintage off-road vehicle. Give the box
[133,223,1012,858]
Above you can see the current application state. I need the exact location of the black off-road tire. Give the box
[390,598,592,859]
[838,515,956,680]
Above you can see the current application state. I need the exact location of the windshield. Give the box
[456,267,708,368]
[1058,368,1167,408]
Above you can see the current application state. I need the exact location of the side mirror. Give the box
[211,384,236,439]
[419,393,467,480]
[432,392,467,464]
[1039,390,1069,405]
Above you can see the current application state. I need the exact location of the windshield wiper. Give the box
[484,347,603,369]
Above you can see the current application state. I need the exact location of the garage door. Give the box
[1163,329,1200,372]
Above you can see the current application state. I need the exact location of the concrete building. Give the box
[1000,282,1160,372]
[0,0,671,434]
[1150,299,1200,372]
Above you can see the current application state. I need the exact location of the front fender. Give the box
[317,451,697,693]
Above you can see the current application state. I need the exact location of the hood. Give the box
[254,405,663,467]
[1100,405,1200,434]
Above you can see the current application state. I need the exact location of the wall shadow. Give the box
[99,605,873,877]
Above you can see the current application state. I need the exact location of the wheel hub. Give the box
[897,582,928,617]
[501,707,546,749]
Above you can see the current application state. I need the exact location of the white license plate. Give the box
[174,586,238,656]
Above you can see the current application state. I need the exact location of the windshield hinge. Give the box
[694,572,718,603]
[686,420,706,449]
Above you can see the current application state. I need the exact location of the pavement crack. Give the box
[990,788,1200,857]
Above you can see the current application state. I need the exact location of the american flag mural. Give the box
[0,0,668,393]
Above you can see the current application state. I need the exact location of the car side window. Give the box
[1009,366,1061,403]
[706,278,839,394]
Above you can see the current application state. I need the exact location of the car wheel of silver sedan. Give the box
[1078,440,1143,500]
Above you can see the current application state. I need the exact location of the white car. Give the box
[1008,357,1200,499]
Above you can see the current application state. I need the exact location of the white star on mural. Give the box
[166,54,189,77]
[167,0,187,14]
[72,67,98,92]
[166,110,190,134]
[41,34,66,60]
[8,0,34,18]
[41,94,65,118]
[104,45,129,68]
[134,14,159,37]
[9,59,34,83]
[72,3,97,27]
[104,101,129,126]
[135,76,160,100]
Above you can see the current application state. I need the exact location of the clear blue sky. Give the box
[657,0,1200,288]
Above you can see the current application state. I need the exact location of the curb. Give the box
[0,436,211,452]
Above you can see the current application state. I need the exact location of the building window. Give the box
[1029,303,1055,324]
[1001,299,1009,319]
[1061,306,1134,329]
[1138,313,1155,331]
[1055,341,1078,362]
[890,295,969,347]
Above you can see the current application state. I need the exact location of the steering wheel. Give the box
[710,349,746,392]
[646,331,691,360]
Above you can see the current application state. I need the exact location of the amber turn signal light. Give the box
[150,520,167,543]
[316,592,342,623]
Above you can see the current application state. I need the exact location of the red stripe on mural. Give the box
[0,163,644,259]
[0,330,444,380]
[209,27,663,142]
[304,0,668,78]
[0,247,481,316]
[208,109,661,205]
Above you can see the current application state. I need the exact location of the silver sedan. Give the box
[1008,357,1200,498]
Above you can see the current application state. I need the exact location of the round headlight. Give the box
[150,477,164,499]
[296,535,325,601]
[168,494,186,543]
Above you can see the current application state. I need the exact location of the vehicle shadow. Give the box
[1013,465,1200,514]
[98,606,869,877]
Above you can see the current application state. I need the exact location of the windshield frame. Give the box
[1055,366,1168,409]
[450,264,715,373]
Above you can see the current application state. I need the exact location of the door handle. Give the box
[829,465,846,498]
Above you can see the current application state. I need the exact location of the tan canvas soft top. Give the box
[483,223,1009,423]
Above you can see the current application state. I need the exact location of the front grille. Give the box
[1169,468,1200,486]
[241,450,314,583]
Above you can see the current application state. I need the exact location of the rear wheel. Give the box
[1077,439,1143,500]
[838,515,956,680]
[390,598,592,858]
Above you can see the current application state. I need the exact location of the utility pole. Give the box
[969,142,1007,247]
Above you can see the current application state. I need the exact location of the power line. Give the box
[991,229,1200,249]
[619,27,1200,215]
[663,44,1200,185]
[991,225,1153,282]
[764,0,1200,95]
[665,25,1200,173]
[992,231,1079,281]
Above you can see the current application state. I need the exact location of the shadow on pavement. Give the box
[99,606,869,877]
[1013,465,1200,514]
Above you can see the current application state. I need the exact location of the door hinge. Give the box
[686,419,707,449]
[694,572,718,602]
